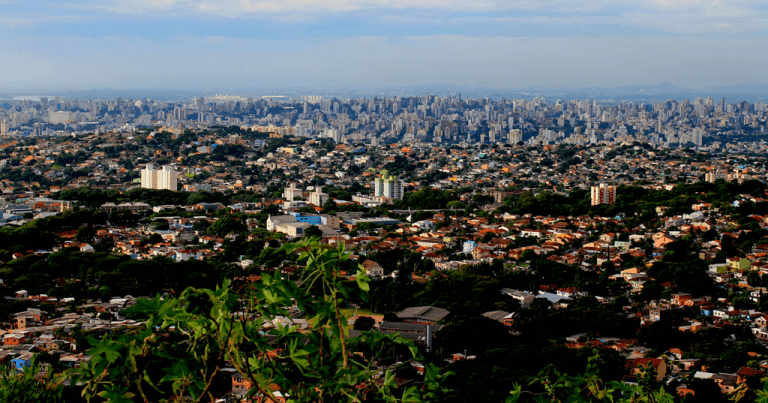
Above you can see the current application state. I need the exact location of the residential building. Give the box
[141,164,178,191]
[591,183,616,206]
[374,173,404,200]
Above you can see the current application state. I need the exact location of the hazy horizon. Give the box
[3,1,768,91]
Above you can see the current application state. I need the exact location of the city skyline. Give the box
[2,1,768,90]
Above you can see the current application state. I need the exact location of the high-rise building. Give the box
[283,182,303,201]
[374,172,404,200]
[0,119,8,136]
[141,164,178,191]
[326,128,342,143]
[508,129,522,144]
[308,187,329,206]
[591,183,616,206]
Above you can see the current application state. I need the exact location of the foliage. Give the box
[352,316,376,331]
[74,238,450,402]
[506,351,675,403]
[0,358,66,403]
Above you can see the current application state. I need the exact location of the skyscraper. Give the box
[141,164,178,191]
[0,119,8,136]
[508,129,522,144]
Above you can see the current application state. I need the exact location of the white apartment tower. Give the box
[374,172,404,200]
[0,119,8,136]
[283,183,303,201]
[141,164,178,191]
[591,183,616,206]
[309,187,330,206]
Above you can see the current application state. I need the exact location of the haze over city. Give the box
[2,0,768,92]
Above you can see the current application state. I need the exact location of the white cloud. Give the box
[75,0,758,16]
[0,16,33,27]
[0,14,84,27]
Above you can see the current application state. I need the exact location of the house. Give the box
[4,333,27,346]
[232,373,253,396]
[11,308,46,329]
[361,260,384,277]
[736,367,765,384]
[10,353,33,372]
[672,293,693,306]
[500,288,535,308]
[556,287,586,298]
[482,310,515,326]
[175,249,204,261]
[712,373,738,394]
[626,358,667,381]
[59,353,91,368]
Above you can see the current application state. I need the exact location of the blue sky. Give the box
[2,0,768,90]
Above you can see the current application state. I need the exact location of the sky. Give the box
[1,0,768,91]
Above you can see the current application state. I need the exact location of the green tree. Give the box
[76,225,96,243]
[353,316,376,331]
[304,225,323,238]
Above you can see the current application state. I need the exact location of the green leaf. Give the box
[96,384,135,403]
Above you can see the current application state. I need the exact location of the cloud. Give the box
[3,0,768,36]
[69,0,760,16]
[0,14,84,28]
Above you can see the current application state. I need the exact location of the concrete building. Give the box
[374,172,404,200]
[141,164,178,191]
[591,183,616,206]
[283,182,303,201]
[48,111,77,125]
[308,187,330,207]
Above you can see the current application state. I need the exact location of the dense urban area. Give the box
[3,93,768,402]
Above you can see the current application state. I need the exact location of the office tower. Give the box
[194,97,205,109]
[374,173,404,200]
[591,183,616,206]
[308,187,329,206]
[283,182,303,201]
[141,164,178,191]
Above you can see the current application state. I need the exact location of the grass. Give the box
[340,307,379,319]
[304,307,380,329]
